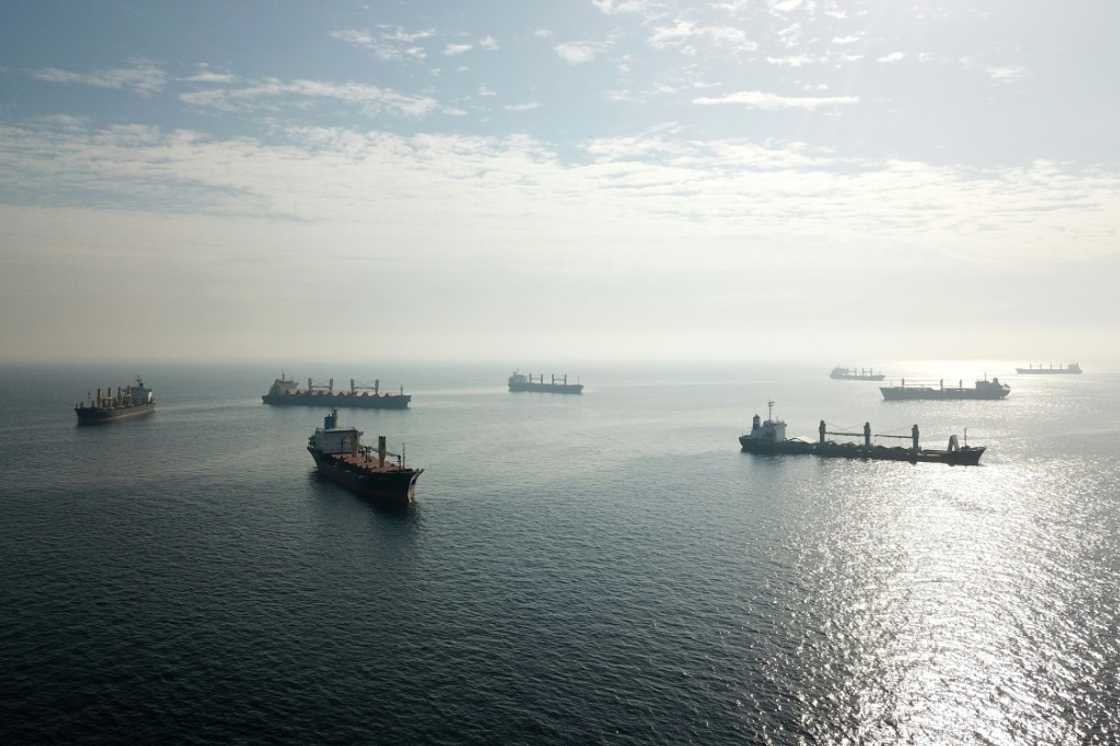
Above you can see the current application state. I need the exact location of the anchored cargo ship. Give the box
[880,377,1010,401]
[1016,362,1082,375]
[508,371,583,394]
[307,409,422,505]
[739,401,984,465]
[263,374,410,409]
[75,378,155,425]
[830,366,886,381]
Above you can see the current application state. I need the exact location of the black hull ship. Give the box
[830,366,885,381]
[1016,362,1082,375]
[508,371,583,394]
[880,377,1009,401]
[307,410,422,505]
[75,378,155,425]
[264,374,410,409]
[739,402,984,466]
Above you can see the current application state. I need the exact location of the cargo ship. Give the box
[880,376,1010,401]
[508,371,583,395]
[830,366,886,381]
[307,409,422,505]
[263,374,410,409]
[739,402,984,466]
[74,378,155,425]
[1016,362,1082,375]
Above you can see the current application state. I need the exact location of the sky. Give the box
[0,0,1117,363]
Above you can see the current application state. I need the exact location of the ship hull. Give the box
[831,374,885,381]
[508,382,583,394]
[308,448,421,505]
[739,437,984,466]
[264,392,410,409]
[1015,369,1081,375]
[880,388,1008,401]
[75,403,155,425]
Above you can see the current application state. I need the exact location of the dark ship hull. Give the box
[75,403,155,425]
[1015,368,1081,375]
[308,448,421,504]
[739,436,984,465]
[264,392,410,409]
[508,382,583,394]
[880,387,1008,401]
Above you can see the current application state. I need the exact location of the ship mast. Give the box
[768,400,775,422]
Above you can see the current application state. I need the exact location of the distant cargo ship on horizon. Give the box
[508,371,583,395]
[880,377,1010,401]
[830,366,886,381]
[263,374,410,409]
[1016,362,1082,375]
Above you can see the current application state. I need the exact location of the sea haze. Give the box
[1,362,1118,744]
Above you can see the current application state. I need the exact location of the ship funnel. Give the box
[350,378,355,394]
[324,409,338,430]
[374,379,380,395]
[328,378,334,393]
[378,435,387,467]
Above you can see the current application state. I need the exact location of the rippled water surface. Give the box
[1,362,1118,744]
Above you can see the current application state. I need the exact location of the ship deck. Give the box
[331,452,413,474]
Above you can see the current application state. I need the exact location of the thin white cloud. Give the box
[648,21,756,54]
[29,62,166,96]
[592,0,651,14]
[766,55,818,67]
[877,51,906,63]
[693,90,859,110]
[555,42,602,65]
[986,65,1028,83]
[772,0,804,12]
[832,35,861,45]
[479,35,499,51]
[478,85,497,97]
[182,70,236,84]
[179,78,438,117]
[443,43,473,56]
[533,29,554,38]
[331,27,433,62]
[504,101,541,112]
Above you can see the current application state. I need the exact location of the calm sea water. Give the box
[1,361,1118,744]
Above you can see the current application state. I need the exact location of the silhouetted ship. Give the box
[307,409,422,505]
[830,366,885,381]
[75,378,155,425]
[739,401,984,466]
[263,374,410,409]
[508,371,583,394]
[880,377,1010,401]
[1016,362,1082,375]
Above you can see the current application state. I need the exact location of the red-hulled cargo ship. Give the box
[307,409,422,505]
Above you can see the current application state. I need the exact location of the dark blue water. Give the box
[2,362,1118,744]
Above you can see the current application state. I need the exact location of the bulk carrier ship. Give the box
[508,371,583,395]
[739,402,984,466]
[263,374,410,409]
[307,409,422,504]
[830,366,886,381]
[74,378,155,425]
[1016,362,1082,375]
[880,377,1010,401]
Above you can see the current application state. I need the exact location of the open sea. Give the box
[1,361,1117,745]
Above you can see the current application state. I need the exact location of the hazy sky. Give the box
[1,0,1117,363]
